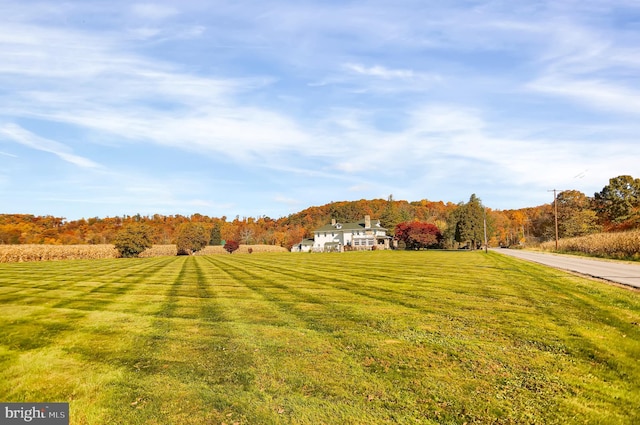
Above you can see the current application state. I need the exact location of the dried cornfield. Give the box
[0,244,118,263]
[540,230,640,260]
[141,244,288,257]
[138,245,178,257]
[0,243,289,262]
[195,244,288,255]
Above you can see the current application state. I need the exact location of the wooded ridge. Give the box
[1,175,638,250]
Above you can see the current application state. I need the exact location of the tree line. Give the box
[1,175,638,251]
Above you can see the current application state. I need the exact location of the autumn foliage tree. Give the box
[224,240,240,254]
[394,221,442,250]
[113,224,153,258]
[556,190,601,238]
[594,175,640,230]
[2,176,639,250]
[175,223,208,255]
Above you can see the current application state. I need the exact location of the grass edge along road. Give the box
[0,251,639,424]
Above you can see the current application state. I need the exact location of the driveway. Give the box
[491,248,640,289]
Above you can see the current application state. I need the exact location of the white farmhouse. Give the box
[291,238,314,253]
[309,215,390,252]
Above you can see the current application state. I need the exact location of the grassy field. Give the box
[0,251,638,424]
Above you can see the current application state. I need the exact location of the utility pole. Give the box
[547,189,565,250]
[483,207,488,253]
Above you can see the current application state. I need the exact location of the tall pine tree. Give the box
[209,222,222,245]
[450,194,485,249]
[380,195,403,236]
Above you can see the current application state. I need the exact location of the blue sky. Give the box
[1,0,639,220]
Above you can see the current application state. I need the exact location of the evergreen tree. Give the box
[450,194,485,249]
[380,195,403,235]
[209,222,222,245]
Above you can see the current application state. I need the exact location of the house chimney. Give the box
[331,218,336,226]
[364,215,371,229]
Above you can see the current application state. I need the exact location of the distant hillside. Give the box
[282,197,455,230]
[0,197,456,248]
[2,174,639,249]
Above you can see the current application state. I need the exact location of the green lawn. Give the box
[0,251,638,424]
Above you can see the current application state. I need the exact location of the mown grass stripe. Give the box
[199,255,306,327]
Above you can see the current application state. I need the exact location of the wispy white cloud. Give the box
[529,76,640,115]
[130,3,178,21]
[274,195,301,206]
[316,102,640,204]
[523,17,640,115]
[344,63,415,79]
[348,184,372,192]
[128,27,162,40]
[0,123,100,168]
[0,20,313,163]
[309,62,441,95]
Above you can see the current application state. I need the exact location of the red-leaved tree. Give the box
[395,221,442,250]
[224,240,240,254]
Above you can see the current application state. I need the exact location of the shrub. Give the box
[395,221,443,250]
[224,240,240,254]
[113,225,153,258]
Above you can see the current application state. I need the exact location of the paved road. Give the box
[491,248,640,289]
